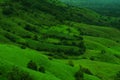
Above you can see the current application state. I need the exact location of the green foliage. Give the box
[7,66,33,80]
[2,3,15,16]
[38,66,45,73]
[20,45,27,49]
[75,67,84,80]
[4,32,17,42]
[24,24,39,33]
[101,50,106,54]
[114,71,120,80]
[27,60,46,73]
[75,65,93,80]
[27,60,37,71]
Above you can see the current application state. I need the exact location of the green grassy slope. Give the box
[55,22,120,80]
[70,22,120,42]
[2,44,120,80]
[56,58,120,80]
[0,44,77,80]
[74,59,120,80]
[66,22,120,64]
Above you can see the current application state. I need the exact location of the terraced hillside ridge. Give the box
[0,0,120,80]
[0,0,87,57]
[65,22,120,64]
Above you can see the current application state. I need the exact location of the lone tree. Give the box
[101,50,106,54]
[27,60,37,71]
[75,68,84,80]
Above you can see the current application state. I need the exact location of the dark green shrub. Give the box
[38,66,45,73]
[20,45,26,49]
[114,71,120,80]
[75,65,92,80]
[90,56,95,61]
[116,40,119,43]
[114,54,120,59]
[1,2,17,16]
[83,68,92,75]
[75,68,84,80]
[27,60,37,71]
[101,50,106,54]
[80,65,92,75]
[78,42,86,54]
[32,35,39,41]
[24,24,39,33]
[7,67,33,80]
[2,6,14,16]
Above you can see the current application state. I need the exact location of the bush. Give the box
[2,6,14,16]
[114,54,120,59]
[24,24,39,33]
[38,66,45,73]
[116,40,119,43]
[20,45,27,49]
[32,35,39,41]
[7,66,33,80]
[74,67,84,80]
[114,71,120,80]
[2,2,16,16]
[101,50,106,54]
[83,68,92,75]
[75,65,92,80]
[27,60,37,71]
[90,56,95,61]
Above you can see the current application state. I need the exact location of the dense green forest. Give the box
[0,0,120,80]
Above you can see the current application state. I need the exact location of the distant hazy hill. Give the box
[60,0,120,17]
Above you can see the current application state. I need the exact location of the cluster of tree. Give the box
[7,66,33,80]
[1,0,120,28]
[74,65,92,80]
[1,23,85,57]
[27,60,45,73]
[26,39,82,56]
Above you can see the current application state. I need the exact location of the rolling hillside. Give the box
[0,0,120,80]
[60,0,120,17]
[0,44,76,80]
